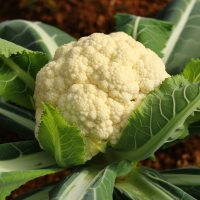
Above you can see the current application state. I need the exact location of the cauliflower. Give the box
[34,32,169,157]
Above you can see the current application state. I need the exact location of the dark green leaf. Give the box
[113,189,132,200]
[115,167,196,200]
[162,168,200,186]
[0,100,35,138]
[161,168,200,199]
[0,19,75,60]
[183,59,200,83]
[0,140,56,171]
[0,169,58,200]
[0,39,48,108]
[115,13,173,57]
[0,140,58,200]
[161,0,200,74]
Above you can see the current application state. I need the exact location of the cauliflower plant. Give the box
[34,32,169,158]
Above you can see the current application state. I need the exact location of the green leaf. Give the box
[0,39,48,108]
[0,169,59,200]
[116,1,200,74]
[162,168,200,186]
[0,140,58,200]
[181,59,200,136]
[161,0,200,74]
[0,19,76,60]
[0,100,35,138]
[38,103,87,168]
[111,75,200,162]
[0,140,56,171]
[115,13,173,57]
[0,37,27,57]
[161,168,200,199]
[49,161,131,200]
[183,59,200,83]
[115,167,196,200]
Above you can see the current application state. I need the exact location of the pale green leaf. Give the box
[38,103,86,168]
[0,39,48,108]
[115,13,173,57]
[0,19,75,60]
[0,37,27,57]
[111,75,200,162]
[182,59,200,83]
[49,161,131,200]
[181,59,200,136]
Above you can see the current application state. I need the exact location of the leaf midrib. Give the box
[162,0,196,63]
[1,56,35,91]
[24,20,58,59]
[0,151,55,171]
[162,174,200,186]
[112,85,200,162]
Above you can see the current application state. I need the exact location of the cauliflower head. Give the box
[34,32,169,153]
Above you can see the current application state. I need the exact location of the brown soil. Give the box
[1,0,200,199]
[0,0,170,38]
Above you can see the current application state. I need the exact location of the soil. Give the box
[0,0,200,199]
[0,0,170,38]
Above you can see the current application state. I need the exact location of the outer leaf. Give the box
[161,0,200,74]
[0,100,35,138]
[0,141,56,171]
[111,76,200,162]
[49,161,131,200]
[115,13,173,57]
[0,169,59,200]
[38,103,86,168]
[161,168,200,199]
[182,59,200,83]
[0,39,48,108]
[0,37,26,57]
[115,167,196,200]
[182,59,200,135]
[0,19,75,60]
[162,168,200,186]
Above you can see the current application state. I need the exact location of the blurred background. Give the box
[0,0,170,38]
